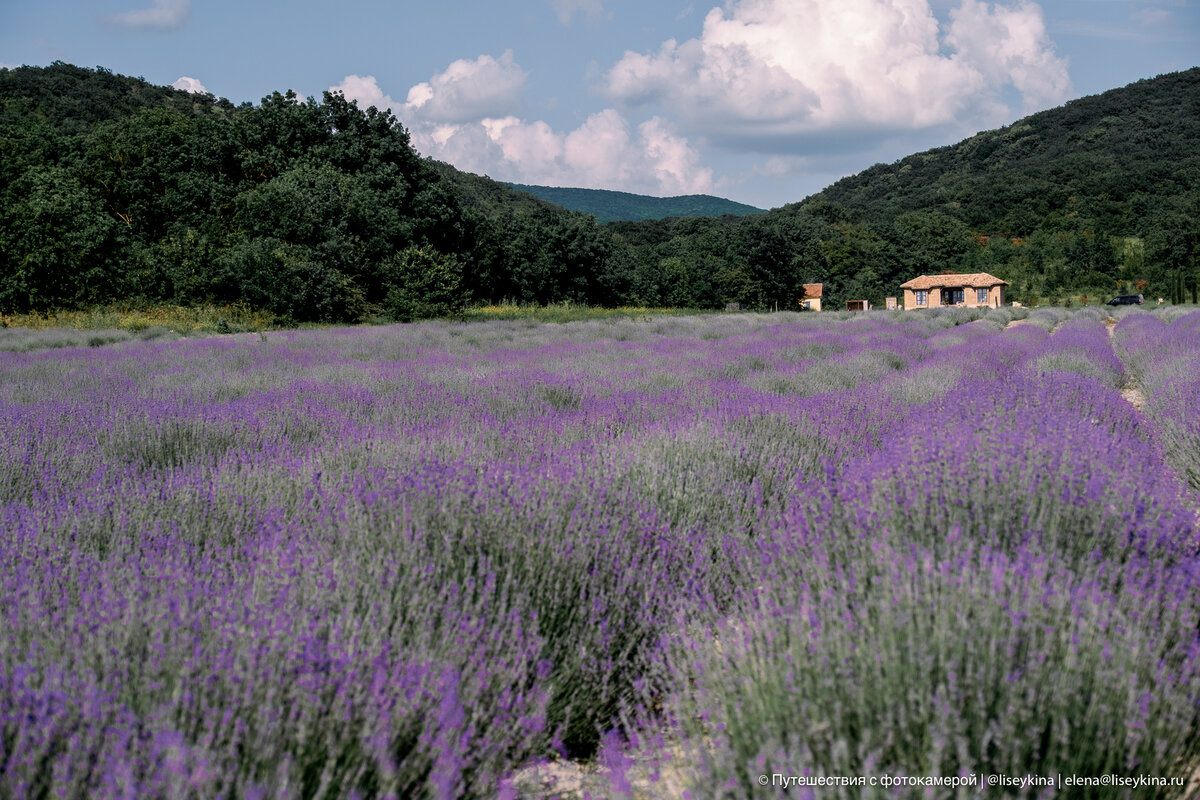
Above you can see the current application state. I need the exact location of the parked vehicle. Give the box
[1106,294,1144,306]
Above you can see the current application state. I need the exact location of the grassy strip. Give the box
[1,302,702,334]
[0,303,278,335]
[460,302,706,324]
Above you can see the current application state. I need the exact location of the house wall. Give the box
[963,285,1005,308]
[802,298,822,311]
[903,288,943,310]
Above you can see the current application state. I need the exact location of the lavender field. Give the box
[2,305,1199,799]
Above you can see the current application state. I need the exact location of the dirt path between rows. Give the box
[1105,319,1148,412]
[505,749,696,799]
[1006,317,1147,412]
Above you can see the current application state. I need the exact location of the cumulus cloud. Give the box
[602,0,1071,144]
[330,57,714,196]
[407,109,713,196]
[111,0,190,29]
[172,76,208,94]
[330,74,401,111]
[946,0,1074,112]
[402,50,528,123]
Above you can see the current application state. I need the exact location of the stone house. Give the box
[900,273,1007,310]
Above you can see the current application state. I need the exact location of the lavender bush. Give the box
[1115,311,1200,494]
[659,313,1200,798]
[668,536,1200,799]
[2,307,1197,798]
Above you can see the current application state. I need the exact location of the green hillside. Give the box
[506,184,763,222]
[1,62,1196,320]
[782,67,1200,306]
[807,69,1200,234]
[608,67,1200,310]
[0,62,623,320]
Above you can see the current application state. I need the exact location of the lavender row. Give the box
[1115,310,1200,495]
[651,314,1200,798]
[1,308,1197,798]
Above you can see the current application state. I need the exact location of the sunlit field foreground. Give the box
[3,306,1199,799]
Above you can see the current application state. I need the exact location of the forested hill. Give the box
[607,68,1199,311]
[506,184,763,222]
[801,68,1200,234]
[0,62,628,321]
[777,66,1200,306]
[1,62,1197,321]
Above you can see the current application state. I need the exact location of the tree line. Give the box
[2,63,1197,322]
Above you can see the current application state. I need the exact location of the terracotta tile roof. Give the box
[802,283,823,298]
[899,272,1009,290]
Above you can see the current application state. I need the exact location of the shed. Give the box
[800,283,823,311]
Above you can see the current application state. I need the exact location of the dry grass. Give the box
[0,303,277,334]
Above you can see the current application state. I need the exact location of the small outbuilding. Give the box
[900,272,1007,310]
[846,300,870,312]
[800,283,823,311]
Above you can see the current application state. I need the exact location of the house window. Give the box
[942,289,964,305]
[977,288,988,304]
[915,290,927,306]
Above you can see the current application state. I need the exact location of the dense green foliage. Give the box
[612,68,1200,310]
[0,63,627,322]
[2,63,1197,320]
[506,183,763,222]
[794,67,1200,308]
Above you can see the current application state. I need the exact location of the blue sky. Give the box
[2,0,1196,209]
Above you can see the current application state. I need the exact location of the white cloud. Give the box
[638,116,715,193]
[171,76,208,94]
[111,0,190,29]
[549,0,609,25]
[946,0,1073,113]
[330,74,400,111]
[417,111,714,196]
[402,50,528,123]
[331,60,714,196]
[602,0,1071,144]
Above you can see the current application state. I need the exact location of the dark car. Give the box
[1106,294,1143,306]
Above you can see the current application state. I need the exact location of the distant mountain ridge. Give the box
[506,184,764,222]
